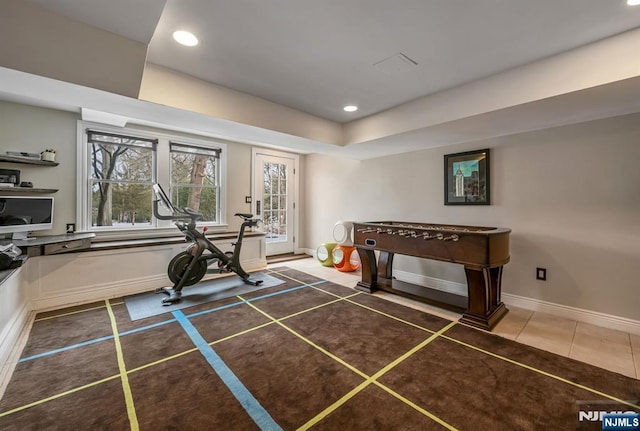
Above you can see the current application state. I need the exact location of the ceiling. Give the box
[25,0,640,122]
[4,0,640,159]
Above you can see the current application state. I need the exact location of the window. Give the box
[78,123,226,235]
[170,143,220,223]
[87,131,156,229]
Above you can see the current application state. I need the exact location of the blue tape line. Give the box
[18,335,114,363]
[19,319,177,363]
[119,318,177,336]
[173,310,282,431]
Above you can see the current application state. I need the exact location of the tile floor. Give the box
[275,257,640,379]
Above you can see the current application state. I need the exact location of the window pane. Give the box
[171,152,217,187]
[90,142,153,182]
[264,210,276,238]
[278,210,287,227]
[263,176,272,195]
[170,143,220,223]
[171,186,218,222]
[91,182,153,227]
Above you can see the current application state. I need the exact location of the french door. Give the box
[252,149,298,256]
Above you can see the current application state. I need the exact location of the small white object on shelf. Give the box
[40,150,56,162]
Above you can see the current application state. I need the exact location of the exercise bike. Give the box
[152,184,263,305]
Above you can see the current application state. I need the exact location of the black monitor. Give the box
[0,196,54,240]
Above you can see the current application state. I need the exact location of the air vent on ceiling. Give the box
[373,52,419,75]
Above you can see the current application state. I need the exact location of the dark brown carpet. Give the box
[0,266,638,430]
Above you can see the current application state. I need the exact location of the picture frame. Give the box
[444,148,490,205]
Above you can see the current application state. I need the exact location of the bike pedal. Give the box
[162,298,181,306]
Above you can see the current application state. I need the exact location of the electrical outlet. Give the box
[536,267,547,281]
[245,196,252,203]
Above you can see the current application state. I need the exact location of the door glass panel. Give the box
[263,161,287,243]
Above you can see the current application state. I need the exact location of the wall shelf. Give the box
[0,155,59,166]
[0,188,58,194]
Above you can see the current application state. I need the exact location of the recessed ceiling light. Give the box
[628,0,640,5]
[343,105,358,112]
[173,30,199,47]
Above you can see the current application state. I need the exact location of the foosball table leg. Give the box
[459,266,509,331]
[355,248,377,293]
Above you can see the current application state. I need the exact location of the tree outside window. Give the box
[84,129,224,232]
[88,131,155,228]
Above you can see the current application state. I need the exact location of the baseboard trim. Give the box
[31,275,168,312]
[502,293,640,336]
[31,257,268,312]
[391,270,640,335]
[393,269,468,297]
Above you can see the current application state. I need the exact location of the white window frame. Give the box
[76,121,227,239]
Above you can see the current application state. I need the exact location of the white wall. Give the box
[304,113,640,321]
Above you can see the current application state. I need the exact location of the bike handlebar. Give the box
[152,184,261,227]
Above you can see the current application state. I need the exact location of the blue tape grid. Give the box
[19,280,325,364]
[17,274,328,429]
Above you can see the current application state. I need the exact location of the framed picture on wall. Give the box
[444,148,490,205]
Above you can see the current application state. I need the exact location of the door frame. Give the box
[251,147,301,255]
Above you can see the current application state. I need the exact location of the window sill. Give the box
[88,230,265,252]
[83,224,231,242]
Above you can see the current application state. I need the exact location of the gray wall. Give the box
[303,113,640,320]
[0,101,79,235]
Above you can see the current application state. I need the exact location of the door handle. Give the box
[256,200,261,216]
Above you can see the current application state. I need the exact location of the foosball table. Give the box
[353,221,511,331]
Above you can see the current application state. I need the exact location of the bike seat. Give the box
[235,213,254,220]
